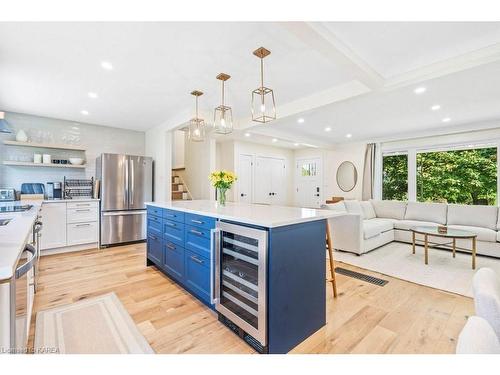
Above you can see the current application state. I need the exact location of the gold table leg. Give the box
[453,238,456,258]
[472,237,476,270]
[412,231,416,254]
[424,234,429,265]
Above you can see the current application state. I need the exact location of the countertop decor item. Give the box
[210,170,237,206]
[213,73,233,134]
[15,129,28,142]
[188,90,205,142]
[33,153,42,164]
[0,111,12,133]
[69,157,84,165]
[42,154,51,164]
[251,47,276,124]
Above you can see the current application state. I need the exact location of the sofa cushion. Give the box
[363,218,394,240]
[370,199,407,220]
[321,201,347,213]
[394,220,440,231]
[404,201,447,225]
[447,225,497,242]
[360,201,376,220]
[344,200,363,217]
[447,204,498,230]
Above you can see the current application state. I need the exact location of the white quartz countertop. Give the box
[146,200,343,228]
[42,198,100,203]
[0,201,41,281]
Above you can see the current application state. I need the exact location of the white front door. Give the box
[296,157,323,208]
[237,154,253,203]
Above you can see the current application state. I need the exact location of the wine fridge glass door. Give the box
[215,221,267,346]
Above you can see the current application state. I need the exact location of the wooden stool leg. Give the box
[326,221,338,298]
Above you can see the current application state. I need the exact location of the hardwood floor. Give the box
[28,243,474,354]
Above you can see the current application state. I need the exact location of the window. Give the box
[301,162,317,177]
[382,153,408,201]
[416,147,497,205]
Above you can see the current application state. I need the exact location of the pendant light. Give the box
[213,73,233,134]
[251,47,276,124]
[188,90,205,142]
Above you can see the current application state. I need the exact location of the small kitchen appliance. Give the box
[0,188,16,202]
[46,182,63,199]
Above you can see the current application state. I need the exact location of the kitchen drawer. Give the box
[147,205,163,218]
[185,249,210,304]
[163,209,185,224]
[163,220,185,246]
[185,225,211,258]
[184,213,216,230]
[147,215,162,236]
[147,233,162,266]
[163,240,185,282]
[67,201,98,210]
[67,222,98,246]
[67,207,98,224]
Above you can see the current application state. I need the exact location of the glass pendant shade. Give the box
[188,90,206,142]
[214,73,233,135]
[251,47,276,124]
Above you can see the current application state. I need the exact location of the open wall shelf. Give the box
[3,140,86,152]
[3,161,86,169]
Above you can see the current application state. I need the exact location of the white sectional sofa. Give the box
[324,199,500,258]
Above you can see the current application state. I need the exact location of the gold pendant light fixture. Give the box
[188,90,205,142]
[251,47,276,124]
[213,73,233,134]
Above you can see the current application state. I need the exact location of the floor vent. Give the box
[335,267,388,286]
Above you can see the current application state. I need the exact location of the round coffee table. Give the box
[411,226,478,269]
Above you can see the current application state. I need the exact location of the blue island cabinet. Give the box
[146,205,216,307]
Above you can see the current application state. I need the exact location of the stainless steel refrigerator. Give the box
[96,153,153,247]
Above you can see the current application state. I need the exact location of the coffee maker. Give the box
[46,182,63,199]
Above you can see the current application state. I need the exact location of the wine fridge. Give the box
[213,221,268,352]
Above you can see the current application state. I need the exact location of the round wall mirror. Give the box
[336,161,358,192]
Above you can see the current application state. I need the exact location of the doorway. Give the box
[295,157,323,208]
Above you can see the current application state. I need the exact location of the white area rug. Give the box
[334,242,500,297]
[34,292,154,354]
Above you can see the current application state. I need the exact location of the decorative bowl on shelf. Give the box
[69,157,85,165]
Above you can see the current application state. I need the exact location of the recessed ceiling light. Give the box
[244,132,251,137]
[442,117,451,123]
[88,92,98,99]
[346,133,352,138]
[324,127,332,132]
[294,143,300,146]
[101,61,113,70]
[414,87,426,94]
[272,138,278,143]
[297,118,305,124]
[80,110,89,115]
[431,104,441,111]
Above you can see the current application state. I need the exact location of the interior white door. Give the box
[254,156,272,204]
[270,158,286,205]
[237,154,253,203]
[296,157,323,208]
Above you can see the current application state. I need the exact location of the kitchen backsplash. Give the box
[0,112,146,191]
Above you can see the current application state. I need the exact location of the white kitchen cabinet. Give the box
[67,207,98,224]
[67,222,98,245]
[40,202,67,250]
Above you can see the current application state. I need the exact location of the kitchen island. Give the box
[146,200,342,354]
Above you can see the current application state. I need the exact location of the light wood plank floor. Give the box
[28,243,474,354]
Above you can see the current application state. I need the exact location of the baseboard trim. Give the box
[41,243,98,256]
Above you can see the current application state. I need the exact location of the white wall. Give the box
[172,130,185,169]
[215,140,236,201]
[0,112,145,191]
[145,126,172,202]
[184,132,216,200]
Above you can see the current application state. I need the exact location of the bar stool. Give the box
[326,221,338,298]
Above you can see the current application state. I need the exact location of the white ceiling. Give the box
[2,22,500,146]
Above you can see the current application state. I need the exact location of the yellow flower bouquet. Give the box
[209,170,237,206]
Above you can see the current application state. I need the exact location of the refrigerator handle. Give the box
[124,156,129,208]
[129,158,135,206]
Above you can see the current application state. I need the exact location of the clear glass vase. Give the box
[217,187,227,206]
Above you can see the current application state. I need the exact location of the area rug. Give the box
[333,242,500,297]
[34,292,154,354]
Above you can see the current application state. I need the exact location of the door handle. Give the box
[76,209,91,212]
[190,219,204,224]
[190,229,203,236]
[211,228,221,304]
[166,243,176,250]
[75,223,91,227]
[165,222,176,227]
[240,193,246,197]
[190,255,204,264]
[15,244,36,279]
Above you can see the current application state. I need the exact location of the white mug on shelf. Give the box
[42,154,51,164]
[34,153,42,164]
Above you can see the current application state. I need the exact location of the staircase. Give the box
[171,168,192,200]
